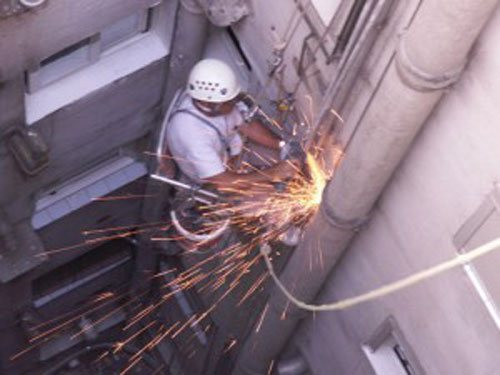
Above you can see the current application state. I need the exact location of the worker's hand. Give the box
[279,139,306,161]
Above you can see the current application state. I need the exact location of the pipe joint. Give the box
[321,203,369,232]
[396,31,465,92]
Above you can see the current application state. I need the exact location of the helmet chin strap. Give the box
[193,100,222,116]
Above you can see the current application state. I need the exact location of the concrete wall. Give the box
[293,4,500,375]
[0,1,175,371]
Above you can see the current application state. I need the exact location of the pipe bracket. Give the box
[396,30,465,92]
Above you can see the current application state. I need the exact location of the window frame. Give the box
[99,10,150,54]
[26,35,100,93]
[453,185,500,330]
[24,1,176,125]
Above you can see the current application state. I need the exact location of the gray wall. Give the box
[293,4,500,375]
[231,0,354,120]
[0,1,175,370]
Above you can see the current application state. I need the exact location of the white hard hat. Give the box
[187,59,241,103]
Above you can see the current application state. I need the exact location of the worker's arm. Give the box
[238,120,281,150]
[204,160,296,191]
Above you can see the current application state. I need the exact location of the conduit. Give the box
[234,1,500,374]
[143,0,209,217]
[161,0,210,108]
[136,0,210,289]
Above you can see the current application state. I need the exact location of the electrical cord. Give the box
[260,237,500,312]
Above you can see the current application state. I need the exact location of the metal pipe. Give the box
[150,173,219,200]
[329,0,368,61]
[151,174,231,245]
[135,0,209,291]
[160,262,209,346]
[160,0,209,112]
[144,0,209,211]
[293,0,330,58]
[234,1,500,374]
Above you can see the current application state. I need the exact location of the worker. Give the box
[166,58,296,191]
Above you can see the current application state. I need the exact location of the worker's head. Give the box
[187,59,241,116]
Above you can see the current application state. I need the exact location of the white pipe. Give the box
[234,1,500,374]
[161,0,208,105]
[150,174,230,243]
[156,90,184,171]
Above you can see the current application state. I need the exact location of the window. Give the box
[29,37,97,90]
[32,157,147,229]
[24,3,174,125]
[100,11,149,52]
[453,185,500,329]
[26,10,149,93]
[362,317,425,375]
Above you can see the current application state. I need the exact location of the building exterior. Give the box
[0,0,499,374]
[0,1,178,373]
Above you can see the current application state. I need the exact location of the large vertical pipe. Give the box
[141,0,208,218]
[234,1,500,374]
